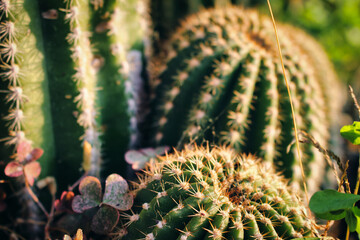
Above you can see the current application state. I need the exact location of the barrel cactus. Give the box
[0,0,147,189]
[146,7,343,193]
[120,146,316,239]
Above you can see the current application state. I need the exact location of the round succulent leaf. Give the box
[72,176,102,213]
[4,162,23,178]
[28,148,44,162]
[125,146,169,170]
[91,205,119,235]
[125,150,150,170]
[141,146,170,156]
[104,174,128,194]
[24,161,41,186]
[103,174,133,210]
[16,140,32,162]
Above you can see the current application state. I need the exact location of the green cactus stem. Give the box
[0,0,146,189]
[90,0,147,177]
[120,146,316,240]
[146,7,343,193]
[0,0,56,176]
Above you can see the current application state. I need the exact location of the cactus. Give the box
[149,0,264,48]
[146,7,343,193]
[120,145,316,239]
[0,0,146,189]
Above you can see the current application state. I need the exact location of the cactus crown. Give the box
[121,146,315,240]
[146,7,343,192]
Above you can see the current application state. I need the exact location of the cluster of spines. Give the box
[147,7,342,192]
[63,0,102,176]
[119,146,315,240]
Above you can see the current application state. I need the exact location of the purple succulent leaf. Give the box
[72,195,100,213]
[104,174,128,195]
[102,174,133,211]
[71,176,102,213]
[143,146,169,156]
[125,150,149,170]
[4,162,23,177]
[16,140,32,162]
[125,146,169,170]
[91,205,119,235]
[103,193,134,211]
[24,161,41,186]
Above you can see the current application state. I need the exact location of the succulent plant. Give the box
[0,0,147,189]
[120,145,316,240]
[146,7,343,193]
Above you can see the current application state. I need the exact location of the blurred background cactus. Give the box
[145,7,343,193]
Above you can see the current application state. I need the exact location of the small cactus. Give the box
[146,7,343,192]
[121,146,316,240]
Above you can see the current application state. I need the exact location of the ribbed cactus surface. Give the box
[147,7,343,192]
[121,146,315,240]
[0,0,146,187]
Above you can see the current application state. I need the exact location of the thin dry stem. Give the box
[23,171,49,218]
[349,85,360,119]
[266,0,309,207]
[299,130,342,186]
[339,161,351,194]
[0,225,26,240]
[45,193,56,240]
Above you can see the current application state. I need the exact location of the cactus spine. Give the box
[121,146,315,239]
[0,0,145,188]
[147,7,343,192]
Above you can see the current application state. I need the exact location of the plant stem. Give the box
[349,85,360,119]
[266,0,309,207]
[346,227,350,240]
[23,172,49,218]
[354,154,360,195]
[44,193,55,240]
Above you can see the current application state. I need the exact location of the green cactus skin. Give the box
[0,0,145,188]
[90,0,146,177]
[119,146,316,240]
[146,7,343,193]
[0,0,57,176]
[150,0,265,47]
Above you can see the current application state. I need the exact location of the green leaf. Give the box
[352,207,360,234]
[346,209,357,232]
[315,210,346,220]
[340,121,360,145]
[309,189,360,216]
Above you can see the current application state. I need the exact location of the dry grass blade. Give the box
[349,85,360,118]
[299,131,342,188]
[265,0,309,205]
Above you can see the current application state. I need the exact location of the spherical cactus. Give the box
[120,146,316,240]
[146,7,344,192]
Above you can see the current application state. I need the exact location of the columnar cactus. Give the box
[121,146,316,239]
[0,0,146,188]
[146,7,343,192]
